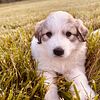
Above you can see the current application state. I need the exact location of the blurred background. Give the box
[0,0,22,3]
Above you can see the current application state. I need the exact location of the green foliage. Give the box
[0,28,46,100]
[73,84,80,100]
[0,0,100,100]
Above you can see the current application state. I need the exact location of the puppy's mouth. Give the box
[54,55,63,57]
[53,55,66,61]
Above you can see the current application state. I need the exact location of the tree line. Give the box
[0,0,22,3]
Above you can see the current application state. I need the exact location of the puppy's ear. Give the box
[35,20,45,44]
[75,19,88,41]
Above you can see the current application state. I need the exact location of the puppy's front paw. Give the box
[86,88,95,100]
[44,85,60,100]
[79,89,95,100]
[45,90,60,100]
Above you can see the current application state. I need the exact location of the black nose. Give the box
[53,47,64,56]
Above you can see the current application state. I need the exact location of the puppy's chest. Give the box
[38,58,77,74]
[52,60,77,73]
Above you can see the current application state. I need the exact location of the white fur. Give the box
[31,11,95,100]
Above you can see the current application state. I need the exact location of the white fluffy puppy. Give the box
[31,11,95,100]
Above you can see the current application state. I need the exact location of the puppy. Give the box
[31,11,95,100]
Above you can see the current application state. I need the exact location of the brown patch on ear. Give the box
[34,20,45,44]
[34,31,42,44]
[75,19,88,41]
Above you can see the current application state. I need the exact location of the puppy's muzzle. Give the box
[53,47,64,56]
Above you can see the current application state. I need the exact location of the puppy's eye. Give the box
[66,32,72,37]
[46,32,52,38]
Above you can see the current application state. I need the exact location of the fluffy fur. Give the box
[31,11,95,100]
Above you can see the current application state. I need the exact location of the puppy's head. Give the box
[35,11,88,58]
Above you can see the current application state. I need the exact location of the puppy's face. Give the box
[35,11,88,59]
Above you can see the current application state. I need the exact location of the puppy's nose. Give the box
[53,47,64,56]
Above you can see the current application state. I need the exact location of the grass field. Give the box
[0,0,100,99]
